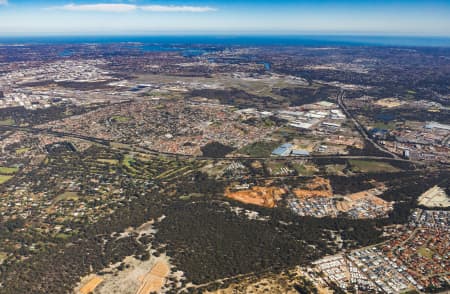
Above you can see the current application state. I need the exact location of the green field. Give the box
[111,115,130,123]
[0,118,15,126]
[239,141,279,157]
[15,147,30,155]
[122,154,138,173]
[54,233,72,240]
[325,164,346,175]
[0,166,19,175]
[54,192,79,203]
[349,160,399,173]
[156,166,191,180]
[418,247,434,259]
[0,252,7,262]
[373,121,396,130]
[97,158,119,165]
[266,161,288,175]
[0,175,13,184]
[292,163,316,176]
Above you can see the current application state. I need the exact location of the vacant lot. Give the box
[349,160,399,173]
[374,98,405,108]
[418,186,450,208]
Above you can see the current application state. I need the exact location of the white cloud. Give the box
[47,3,217,13]
[140,5,217,13]
[54,4,137,13]
[0,0,8,6]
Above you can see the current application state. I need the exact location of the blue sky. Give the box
[0,0,449,36]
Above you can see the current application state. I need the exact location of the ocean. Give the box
[0,35,450,48]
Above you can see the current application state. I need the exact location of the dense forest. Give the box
[189,88,281,109]
[201,141,235,158]
[0,140,447,293]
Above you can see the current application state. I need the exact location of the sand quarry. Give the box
[293,177,333,199]
[225,185,286,208]
[225,177,333,208]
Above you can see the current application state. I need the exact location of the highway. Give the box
[0,93,411,164]
[0,125,110,146]
[0,125,423,165]
[337,91,400,159]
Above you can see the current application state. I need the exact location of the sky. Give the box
[0,0,449,36]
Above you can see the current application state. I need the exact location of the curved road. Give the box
[337,91,400,159]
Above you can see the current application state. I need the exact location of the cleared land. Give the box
[225,186,286,208]
[205,267,318,294]
[336,190,390,213]
[418,186,450,208]
[349,160,399,173]
[374,98,405,108]
[136,259,170,294]
[78,276,104,294]
[293,177,333,199]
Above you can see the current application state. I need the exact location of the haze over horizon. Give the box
[0,0,449,36]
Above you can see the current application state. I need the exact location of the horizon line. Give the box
[1,33,450,38]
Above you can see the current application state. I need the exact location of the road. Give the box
[0,125,110,146]
[0,124,424,166]
[337,91,400,159]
